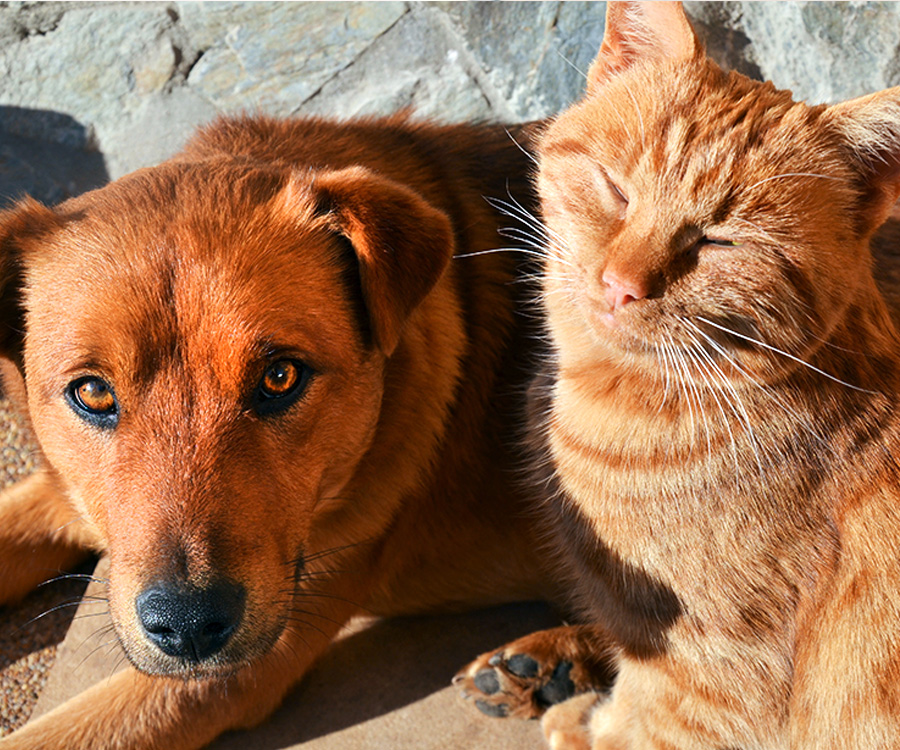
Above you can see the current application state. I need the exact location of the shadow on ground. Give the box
[210,601,560,749]
[0,106,108,207]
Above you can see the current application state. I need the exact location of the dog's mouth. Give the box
[113,547,346,679]
[111,572,291,680]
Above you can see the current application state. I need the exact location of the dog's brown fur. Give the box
[0,113,555,749]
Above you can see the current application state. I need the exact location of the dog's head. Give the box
[0,158,453,677]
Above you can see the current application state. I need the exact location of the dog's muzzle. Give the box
[135,580,246,662]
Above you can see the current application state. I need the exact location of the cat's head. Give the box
[538,1,900,389]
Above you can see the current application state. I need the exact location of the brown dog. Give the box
[0,113,554,748]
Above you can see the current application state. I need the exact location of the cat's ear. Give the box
[828,87,900,231]
[587,1,700,94]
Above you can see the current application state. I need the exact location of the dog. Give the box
[0,113,556,749]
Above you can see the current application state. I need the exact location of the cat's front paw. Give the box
[454,646,576,719]
[454,625,617,719]
[542,692,604,750]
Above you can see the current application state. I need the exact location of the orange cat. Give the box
[458,2,900,747]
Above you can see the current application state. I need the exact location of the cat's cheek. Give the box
[562,271,619,338]
[544,291,607,366]
[577,296,618,333]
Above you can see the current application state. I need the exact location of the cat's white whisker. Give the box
[553,47,589,81]
[682,342,719,459]
[621,83,646,150]
[488,193,572,249]
[655,336,674,412]
[453,246,546,261]
[685,318,831,452]
[503,128,540,167]
[500,229,577,267]
[483,195,580,272]
[682,324,764,476]
[745,172,841,192]
[668,340,701,451]
[730,216,781,246]
[696,316,880,395]
[499,227,549,250]
[685,340,745,477]
[493,208,556,244]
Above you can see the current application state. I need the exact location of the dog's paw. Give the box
[453,625,616,720]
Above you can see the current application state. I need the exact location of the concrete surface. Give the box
[33,558,560,749]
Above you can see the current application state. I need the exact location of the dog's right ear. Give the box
[309,167,455,356]
[0,198,62,364]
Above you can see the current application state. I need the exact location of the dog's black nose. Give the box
[136,581,245,662]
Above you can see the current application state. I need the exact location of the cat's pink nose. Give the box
[602,268,647,311]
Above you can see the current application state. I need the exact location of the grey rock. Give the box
[0,5,181,177]
[100,87,217,178]
[298,7,492,123]
[0,1,897,201]
[687,1,900,104]
[182,2,406,115]
[0,117,107,207]
[436,1,606,121]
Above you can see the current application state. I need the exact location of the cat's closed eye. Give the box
[606,175,628,204]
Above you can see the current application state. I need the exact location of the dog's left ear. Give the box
[311,166,455,355]
[0,198,62,364]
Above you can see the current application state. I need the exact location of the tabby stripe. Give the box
[549,414,739,473]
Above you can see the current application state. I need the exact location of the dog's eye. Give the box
[254,359,311,416]
[66,377,119,429]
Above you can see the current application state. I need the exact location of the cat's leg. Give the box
[541,664,649,750]
[789,511,900,749]
[0,469,99,604]
[454,624,618,719]
[545,656,787,750]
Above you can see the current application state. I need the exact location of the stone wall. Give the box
[0,1,898,206]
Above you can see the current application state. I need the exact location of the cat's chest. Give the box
[545,377,818,553]
[548,382,745,495]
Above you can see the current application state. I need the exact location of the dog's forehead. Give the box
[23,162,362,389]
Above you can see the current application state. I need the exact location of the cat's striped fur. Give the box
[461,3,900,748]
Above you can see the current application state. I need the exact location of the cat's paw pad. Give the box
[454,640,578,719]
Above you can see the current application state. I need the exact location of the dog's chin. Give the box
[128,654,245,682]
[116,619,287,681]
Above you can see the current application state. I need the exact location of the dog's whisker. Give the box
[107,651,130,684]
[287,568,354,580]
[18,598,107,630]
[287,607,346,628]
[283,626,314,659]
[72,630,119,673]
[36,571,107,588]
[71,610,114,622]
[270,633,307,675]
[284,616,332,640]
[294,538,376,566]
